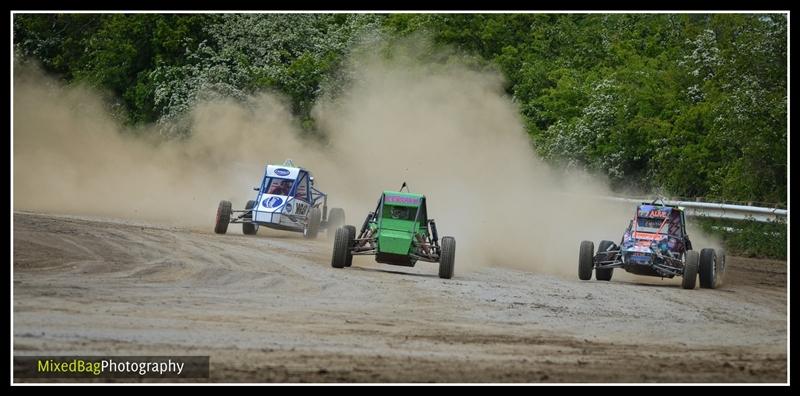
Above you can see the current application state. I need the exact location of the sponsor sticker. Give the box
[274,168,290,176]
[638,209,669,218]
[384,195,420,205]
[263,196,283,208]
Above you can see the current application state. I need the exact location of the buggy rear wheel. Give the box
[304,207,321,239]
[716,250,727,287]
[214,200,232,234]
[578,241,594,281]
[344,225,356,267]
[682,250,699,289]
[327,208,345,238]
[332,225,355,268]
[699,248,719,289]
[242,200,258,235]
[438,236,456,279]
[595,240,614,281]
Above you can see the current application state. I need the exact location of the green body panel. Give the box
[378,229,414,255]
[374,191,427,255]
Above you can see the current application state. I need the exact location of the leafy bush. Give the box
[14,13,787,205]
[694,217,787,259]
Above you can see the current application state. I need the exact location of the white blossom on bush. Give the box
[149,14,383,137]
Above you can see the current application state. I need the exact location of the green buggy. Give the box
[330,184,456,279]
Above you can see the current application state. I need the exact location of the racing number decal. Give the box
[295,202,309,216]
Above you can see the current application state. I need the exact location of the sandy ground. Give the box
[12,211,787,383]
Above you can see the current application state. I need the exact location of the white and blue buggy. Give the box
[214,160,345,239]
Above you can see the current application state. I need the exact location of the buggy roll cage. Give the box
[350,185,441,262]
[589,198,696,276]
[230,159,330,224]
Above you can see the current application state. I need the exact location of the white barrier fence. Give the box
[601,197,788,223]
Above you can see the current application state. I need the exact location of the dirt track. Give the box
[12,211,787,383]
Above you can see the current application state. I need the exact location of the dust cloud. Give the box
[13,66,311,227]
[13,40,719,277]
[310,44,633,276]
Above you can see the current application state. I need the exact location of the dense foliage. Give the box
[695,217,787,259]
[14,13,787,207]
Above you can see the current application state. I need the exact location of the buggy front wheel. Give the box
[242,200,258,235]
[214,200,232,234]
[344,226,356,267]
[682,250,699,289]
[578,241,594,281]
[595,240,614,281]
[699,248,719,289]
[332,225,355,269]
[438,236,456,279]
